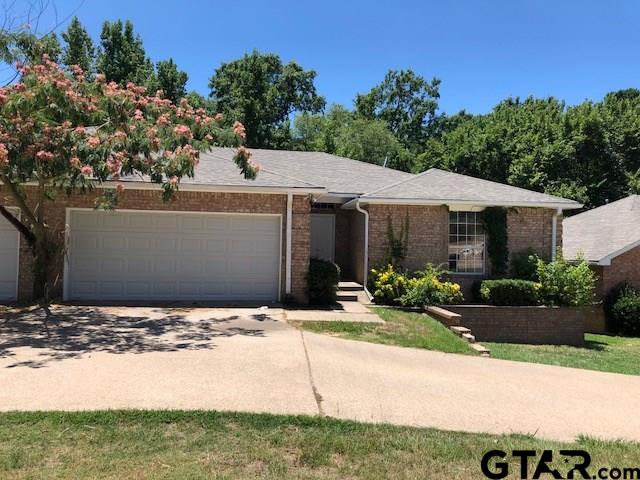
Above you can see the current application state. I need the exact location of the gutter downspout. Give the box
[285,193,293,295]
[551,208,562,260]
[355,199,369,287]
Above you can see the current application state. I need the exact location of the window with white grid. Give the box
[448,211,485,274]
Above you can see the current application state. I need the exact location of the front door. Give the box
[310,214,335,262]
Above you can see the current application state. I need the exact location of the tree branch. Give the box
[0,173,40,236]
[0,204,35,245]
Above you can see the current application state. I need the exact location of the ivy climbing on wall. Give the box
[482,207,508,276]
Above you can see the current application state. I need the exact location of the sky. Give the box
[31,0,640,115]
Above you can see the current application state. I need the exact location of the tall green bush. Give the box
[510,249,540,281]
[307,258,340,305]
[611,287,640,336]
[535,255,595,306]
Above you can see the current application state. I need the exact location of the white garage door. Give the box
[66,210,281,302]
[0,209,19,301]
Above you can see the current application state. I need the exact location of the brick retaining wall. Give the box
[444,305,585,346]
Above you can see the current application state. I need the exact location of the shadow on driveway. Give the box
[0,305,279,369]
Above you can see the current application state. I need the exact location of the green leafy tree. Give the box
[293,104,410,170]
[154,58,188,104]
[0,58,254,301]
[209,50,325,148]
[355,69,440,152]
[15,32,61,64]
[96,20,154,87]
[418,96,631,208]
[61,17,95,76]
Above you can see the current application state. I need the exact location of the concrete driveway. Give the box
[1,305,640,442]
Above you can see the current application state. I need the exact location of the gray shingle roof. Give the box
[118,147,413,193]
[359,168,582,208]
[204,147,412,195]
[563,195,640,263]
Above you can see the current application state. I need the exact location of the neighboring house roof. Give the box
[354,168,582,209]
[564,195,640,265]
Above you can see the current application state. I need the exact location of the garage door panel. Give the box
[205,239,226,254]
[68,211,280,301]
[155,216,179,230]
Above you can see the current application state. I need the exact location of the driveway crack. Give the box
[299,330,324,416]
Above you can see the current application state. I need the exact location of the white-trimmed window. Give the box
[448,211,485,274]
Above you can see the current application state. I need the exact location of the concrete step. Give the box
[462,332,476,343]
[338,281,364,292]
[426,306,462,326]
[450,325,471,336]
[471,343,491,357]
[336,292,359,302]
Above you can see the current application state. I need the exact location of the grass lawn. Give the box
[1,410,639,479]
[487,333,640,376]
[293,307,475,355]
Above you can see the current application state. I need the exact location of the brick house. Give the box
[564,195,640,298]
[0,148,581,304]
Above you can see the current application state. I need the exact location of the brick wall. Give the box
[594,246,640,298]
[367,204,449,272]
[1,186,311,303]
[364,205,562,301]
[445,305,585,346]
[507,207,561,262]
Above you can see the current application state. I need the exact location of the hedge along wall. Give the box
[444,305,586,346]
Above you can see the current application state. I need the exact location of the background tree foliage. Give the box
[208,50,325,149]
[420,94,640,208]
[293,105,410,170]
[96,20,154,87]
[154,58,188,104]
[61,17,95,77]
[355,69,441,152]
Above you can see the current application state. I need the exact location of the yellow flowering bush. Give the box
[370,264,410,305]
[369,263,463,306]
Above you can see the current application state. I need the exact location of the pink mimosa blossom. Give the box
[36,150,54,162]
[174,124,192,139]
[0,143,8,165]
[87,136,100,148]
[233,121,246,138]
[80,165,93,176]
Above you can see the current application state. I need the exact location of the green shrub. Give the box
[307,258,340,305]
[369,264,410,305]
[535,255,596,306]
[400,264,463,307]
[471,280,483,303]
[510,249,540,281]
[480,279,540,306]
[610,285,640,336]
[604,283,630,333]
